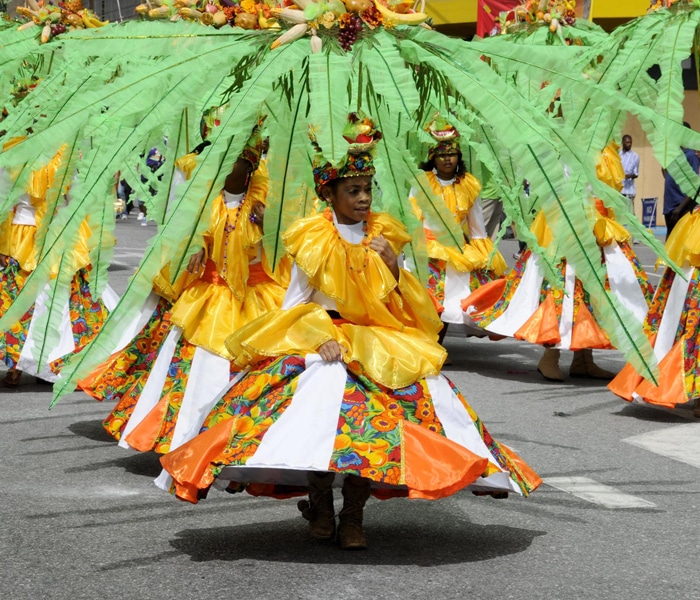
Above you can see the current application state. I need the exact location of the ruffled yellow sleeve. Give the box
[425,236,483,272]
[0,213,13,257]
[530,211,554,248]
[70,218,94,272]
[468,237,507,275]
[152,265,202,303]
[596,143,624,192]
[665,209,700,267]
[226,304,338,367]
[592,209,631,246]
[174,153,198,180]
[454,173,482,219]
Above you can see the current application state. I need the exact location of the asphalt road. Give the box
[1,214,697,600]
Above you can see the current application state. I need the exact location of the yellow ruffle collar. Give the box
[425,171,481,222]
[282,208,412,326]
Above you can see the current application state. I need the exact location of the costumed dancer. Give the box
[463,143,654,382]
[81,130,290,492]
[159,118,541,551]
[77,139,213,405]
[608,205,700,417]
[413,117,507,343]
[0,148,117,386]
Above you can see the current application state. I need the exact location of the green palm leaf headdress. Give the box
[1,1,695,400]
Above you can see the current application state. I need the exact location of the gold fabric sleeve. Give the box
[468,237,507,275]
[665,209,700,268]
[596,143,625,193]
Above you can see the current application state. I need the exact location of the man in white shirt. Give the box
[619,134,640,210]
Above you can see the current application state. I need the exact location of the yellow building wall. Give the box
[425,0,648,26]
[425,0,477,25]
[591,0,650,18]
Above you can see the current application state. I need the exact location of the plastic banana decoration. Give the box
[371,0,428,26]
[15,2,108,42]
[81,10,109,28]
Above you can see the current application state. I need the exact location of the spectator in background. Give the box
[137,147,166,227]
[619,134,639,211]
[663,122,700,238]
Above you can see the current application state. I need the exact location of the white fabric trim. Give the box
[427,375,521,493]
[110,292,160,354]
[466,198,488,240]
[282,263,314,309]
[101,284,120,312]
[603,243,648,325]
[119,326,182,449]
[153,348,236,491]
[166,168,186,214]
[16,284,74,381]
[244,354,347,471]
[223,190,244,208]
[478,254,544,336]
[442,265,473,324]
[654,266,694,360]
[557,261,576,349]
[11,195,36,225]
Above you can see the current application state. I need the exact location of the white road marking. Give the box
[624,423,700,469]
[544,476,657,509]
[113,251,145,258]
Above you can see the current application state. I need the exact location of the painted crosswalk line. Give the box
[544,476,657,509]
[623,423,700,470]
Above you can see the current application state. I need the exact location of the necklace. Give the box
[222,195,246,276]
[347,220,370,272]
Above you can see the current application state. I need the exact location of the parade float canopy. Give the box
[1,0,699,400]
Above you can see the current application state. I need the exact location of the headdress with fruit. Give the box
[498,0,577,38]
[425,115,461,159]
[15,0,108,43]
[270,1,430,54]
[648,0,692,12]
[240,117,267,172]
[135,1,276,30]
[312,112,381,196]
[200,104,228,141]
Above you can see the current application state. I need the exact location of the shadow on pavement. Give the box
[169,501,545,566]
[68,419,114,443]
[64,449,164,478]
[613,403,694,424]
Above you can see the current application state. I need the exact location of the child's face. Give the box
[326,176,373,225]
[434,153,458,179]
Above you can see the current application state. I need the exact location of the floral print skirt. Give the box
[160,353,542,504]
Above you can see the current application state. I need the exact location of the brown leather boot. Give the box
[298,472,336,540]
[2,367,21,387]
[338,475,371,550]
[537,348,564,382]
[569,349,616,380]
